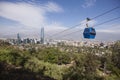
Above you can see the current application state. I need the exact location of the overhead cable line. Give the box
[91,6,120,20]
[50,6,120,38]
[50,23,82,37]
[55,30,83,38]
[93,17,120,28]
[57,17,120,39]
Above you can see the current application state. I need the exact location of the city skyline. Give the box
[0,0,120,41]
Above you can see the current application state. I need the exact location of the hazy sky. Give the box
[0,0,120,41]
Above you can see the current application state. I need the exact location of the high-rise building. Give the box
[41,27,44,44]
[17,33,21,44]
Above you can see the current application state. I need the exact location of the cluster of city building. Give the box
[6,37,115,48]
[1,27,115,47]
[6,27,45,45]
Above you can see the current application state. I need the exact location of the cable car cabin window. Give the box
[84,28,89,33]
[90,28,96,35]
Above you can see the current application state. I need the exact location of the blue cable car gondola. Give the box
[83,27,96,39]
[83,18,96,39]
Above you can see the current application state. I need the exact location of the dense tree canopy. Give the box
[0,40,120,80]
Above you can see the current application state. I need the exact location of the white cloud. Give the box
[93,24,120,41]
[0,2,45,27]
[45,2,63,12]
[0,1,66,38]
[82,0,96,8]
[97,24,120,33]
[97,30,116,33]
[45,22,67,32]
[0,1,63,28]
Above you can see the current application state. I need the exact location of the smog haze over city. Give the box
[0,0,120,41]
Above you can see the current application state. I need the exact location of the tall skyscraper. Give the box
[41,27,44,44]
[17,33,21,44]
